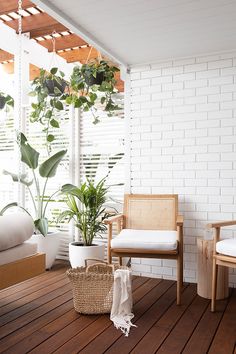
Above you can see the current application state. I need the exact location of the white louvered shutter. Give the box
[0,110,16,208]
[79,93,125,258]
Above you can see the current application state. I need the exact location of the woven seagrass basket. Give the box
[66,261,129,314]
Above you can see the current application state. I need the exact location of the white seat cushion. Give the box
[111,229,178,251]
[216,238,236,257]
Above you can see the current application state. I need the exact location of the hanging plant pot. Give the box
[0,96,6,110]
[84,72,104,86]
[44,78,67,97]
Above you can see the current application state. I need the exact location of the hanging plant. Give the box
[0,92,14,110]
[29,68,69,152]
[67,60,121,123]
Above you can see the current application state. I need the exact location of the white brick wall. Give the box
[129,51,236,286]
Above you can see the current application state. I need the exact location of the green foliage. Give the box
[0,92,14,110]
[20,133,39,169]
[4,133,67,236]
[29,68,69,152]
[39,149,67,178]
[58,178,108,246]
[2,170,32,187]
[70,60,121,123]
[29,61,121,136]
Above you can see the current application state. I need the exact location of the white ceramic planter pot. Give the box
[29,232,61,269]
[69,242,105,268]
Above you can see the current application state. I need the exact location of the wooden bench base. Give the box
[0,253,45,290]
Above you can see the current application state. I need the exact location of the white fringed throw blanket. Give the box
[110,269,136,336]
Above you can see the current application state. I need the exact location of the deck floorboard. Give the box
[0,262,235,354]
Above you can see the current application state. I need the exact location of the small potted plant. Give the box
[58,178,109,267]
[68,60,121,123]
[29,67,68,151]
[0,92,14,110]
[3,133,67,269]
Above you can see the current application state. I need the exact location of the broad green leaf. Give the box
[45,110,53,118]
[50,119,59,128]
[34,218,48,236]
[61,184,81,198]
[54,87,61,95]
[28,91,36,97]
[0,202,17,215]
[65,96,72,105]
[0,203,32,217]
[39,149,67,178]
[50,67,58,75]
[20,133,39,170]
[89,93,97,102]
[80,96,88,103]
[74,98,82,108]
[31,103,38,109]
[54,100,63,110]
[3,170,33,187]
[47,134,55,142]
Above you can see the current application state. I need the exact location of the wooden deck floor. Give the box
[0,262,235,354]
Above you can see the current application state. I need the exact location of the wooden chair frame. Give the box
[105,194,184,305]
[207,220,236,312]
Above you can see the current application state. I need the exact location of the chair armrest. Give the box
[177,215,183,226]
[206,220,236,249]
[103,214,124,225]
[207,220,236,229]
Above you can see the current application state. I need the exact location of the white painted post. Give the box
[123,67,131,193]
[14,34,30,208]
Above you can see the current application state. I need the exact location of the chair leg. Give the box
[119,257,122,266]
[108,248,112,264]
[177,256,183,305]
[211,257,218,312]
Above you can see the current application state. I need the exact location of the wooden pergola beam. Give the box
[2,62,44,81]
[30,23,68,39]
[0,21,73,77]
[1,62,14,75]
[114,72,124,93]
[58,46,98,64]
[0,49,14,62]
[0,0,33,16]
[6,12,67,36]
[39,34,87,52]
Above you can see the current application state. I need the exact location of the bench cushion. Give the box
[0,241,38,266]
[0,213,34,251]
[216,238,236,257]
[111,229,178,251]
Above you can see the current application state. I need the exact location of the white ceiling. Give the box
[33,0,236,67]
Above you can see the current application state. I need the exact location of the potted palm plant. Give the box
[58,178,109,267]
[3,133,67,269]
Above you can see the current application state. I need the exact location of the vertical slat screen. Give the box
[0,110,15,209]
[79,94,125,259]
